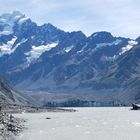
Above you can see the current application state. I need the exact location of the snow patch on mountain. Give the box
[119,40,138,55]
[0,37,28,57]
[101,55,117,62]
[18,16,29,25]
[12,38,28,52]
[25,42,58,64]
[0,37,17,56]
[91,39,122,53]
[77,44,88,54]
[0,30,12,36]
[64,45,74,53]
[96,39,122,48]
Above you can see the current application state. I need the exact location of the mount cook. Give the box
[0,11,140,105]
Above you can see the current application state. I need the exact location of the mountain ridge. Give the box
[0,11,140,105]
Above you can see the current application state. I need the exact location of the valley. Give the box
[0,0,140,140]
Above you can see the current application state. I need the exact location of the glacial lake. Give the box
[14,107,140,140]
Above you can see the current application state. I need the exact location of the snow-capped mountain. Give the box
[0,11,28,36]
[0,11,140,104]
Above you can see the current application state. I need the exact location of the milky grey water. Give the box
[14,107,140,140]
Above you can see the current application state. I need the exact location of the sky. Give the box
[0,0,140,39]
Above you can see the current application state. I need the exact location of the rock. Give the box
[0,112,25,140]
[46,117,51,119]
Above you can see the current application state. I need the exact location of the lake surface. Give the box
[14,107,140,140]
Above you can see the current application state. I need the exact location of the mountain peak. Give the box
[41,23,57,30]
[0,11,24,21]
[91,31,113,38]
[0,11,29,35]
[12,11,23,16]
[89,31,115,44]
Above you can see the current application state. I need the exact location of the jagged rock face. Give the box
[0,11,140,104]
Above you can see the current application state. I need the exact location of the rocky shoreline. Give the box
[0,104,76,140]
[0,112,25,140]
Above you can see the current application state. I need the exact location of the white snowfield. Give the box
[0,37,28,56]
[14,107,140,140]
[0,37,17,55]
[25,42,58,64]
[119,40,138,55]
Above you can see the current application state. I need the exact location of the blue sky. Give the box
[0,0,140,39]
